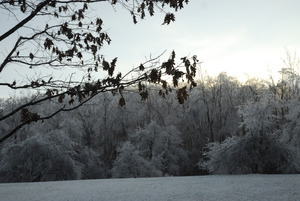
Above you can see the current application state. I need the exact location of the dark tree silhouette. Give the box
[0,0,198,143]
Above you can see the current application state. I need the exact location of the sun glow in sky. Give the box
[1,0,300,97]
[103,0,300,81]
[84,0,300,83]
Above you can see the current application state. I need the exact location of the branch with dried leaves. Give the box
[0,0,195,143]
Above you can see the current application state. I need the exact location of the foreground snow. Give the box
[0,174,299,201]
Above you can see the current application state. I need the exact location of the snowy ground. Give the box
[0,174,299,201]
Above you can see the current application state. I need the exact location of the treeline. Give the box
[1,69,300,182]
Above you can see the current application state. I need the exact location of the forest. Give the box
[1,54,300,182]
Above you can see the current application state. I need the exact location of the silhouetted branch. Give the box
[0,0,51,42]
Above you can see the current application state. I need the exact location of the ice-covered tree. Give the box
[200,94,300,174]
[282,97,300,148]
[200,133,300,174]
[0,133,80,182]
[127,121,188,176]
[112,141,161,178]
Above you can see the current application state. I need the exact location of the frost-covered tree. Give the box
[200,133,300,174]
[282,97,300,148]
[112,141,161,178]
[0,107,106,182]
[238,95,283,136]
[0,133,80,182]
[111,121,188,178]
[79,148,105,179]
[200,94,300,174]
[127,122,188,176]
[3,59,300,180]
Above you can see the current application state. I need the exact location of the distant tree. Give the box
[112,141,162,178]
[0,0,198,143]
[199,133,300,174]
[276,50,300,99]
[178,73,243,175]
[200,94,300,174]
[127,121,188,176]
[0,132,80,182]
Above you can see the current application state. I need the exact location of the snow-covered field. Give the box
[0,174,299,201]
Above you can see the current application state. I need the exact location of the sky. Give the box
[1,0,300,97]
[99,0,300,81]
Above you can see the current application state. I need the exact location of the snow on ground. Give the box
[0,174,299,201]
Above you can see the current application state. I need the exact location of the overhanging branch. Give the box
[0,0,51,42]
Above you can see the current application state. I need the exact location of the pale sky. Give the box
[1,0,300,97]
[99,0,300,81]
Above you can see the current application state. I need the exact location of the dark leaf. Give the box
[139,64,145,71]
[149,69,160,83]
[109,57,118,76]
[138,82,145,91]
[44,38,54,50]
[29,53,34,60]
[77,52,83,59]
[58,94,65,103]
[21,108,40,123]
[45,89,52,97]
[163,13,175,25]
[69,99,74,105]
[148,1,154,16]
[119,97,126,106]
[177,86,188,104]
[91,45,97,56]
[133,15,137,24]
[140,90,148,100]
[102,59,109,71]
